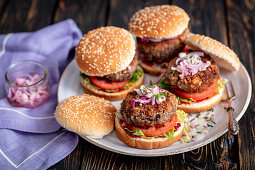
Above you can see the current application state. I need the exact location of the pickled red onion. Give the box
[171,51,210,79]
[131,85,167,107]
[7,74,49,108]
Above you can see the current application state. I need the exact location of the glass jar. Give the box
[5,60,49,108]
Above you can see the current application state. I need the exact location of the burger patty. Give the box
[120,91,177,127]
[105,55,138,81]
[165,55,220,92]
[137,28,189,63]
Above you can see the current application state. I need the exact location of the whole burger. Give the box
[128,5,190,75]
[160,33,240,113]
[75,26,144,101]
[115,84,188,149]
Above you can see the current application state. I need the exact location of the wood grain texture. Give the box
[226,0,255,169]
[172,0,227,43]
[54,0,107,34]
[0,0,252,169]
[0,0,57,33]
[108,0,171,29]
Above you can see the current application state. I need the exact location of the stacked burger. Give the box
[129,5,190,75]
[75,26,144,101]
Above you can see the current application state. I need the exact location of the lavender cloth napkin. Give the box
[0,19,82,169]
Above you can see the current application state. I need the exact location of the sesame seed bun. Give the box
[184,33,240,72]
[75,26,136,76]
[55,94,116,139]
[129,5,190,39]
[115,113,184,149]
[81,67,145,101]
[177,85,224,113]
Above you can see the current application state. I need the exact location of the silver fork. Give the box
[221,81,239,135]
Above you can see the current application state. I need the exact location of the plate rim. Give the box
[57,59,252,157]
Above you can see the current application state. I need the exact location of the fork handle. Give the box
[227,106,239,135]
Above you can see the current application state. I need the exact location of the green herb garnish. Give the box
[207,124,213,127]
[190,118,195,122]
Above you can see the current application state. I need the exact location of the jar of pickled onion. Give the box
[5,61,49,108]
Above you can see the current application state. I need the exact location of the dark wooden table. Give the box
[1,0,254,169]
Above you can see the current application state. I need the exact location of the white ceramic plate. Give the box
[58,60,252,157]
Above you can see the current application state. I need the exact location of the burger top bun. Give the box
[55,94,116,139]
[184,33,240,72]
[128,5,190,39]
[75,26,136,76]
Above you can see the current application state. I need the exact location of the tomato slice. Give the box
[170,80,219,101]
[182,45,190,52]
[89,76,130,90]
[125,114,177,137]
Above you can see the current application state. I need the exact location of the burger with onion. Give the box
[75,26,144,101]
[160,33,240,113]
[128,5,190,75]
[115,84,188,149]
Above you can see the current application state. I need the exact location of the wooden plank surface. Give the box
[226,0,255,169]
[54,0,107,34]
[0,0,253,169]
[0,0,57,33]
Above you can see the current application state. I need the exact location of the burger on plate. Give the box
[128,5,190,75]
[115,84,188,149]
[75,26,144,101]
[160,33,240,113]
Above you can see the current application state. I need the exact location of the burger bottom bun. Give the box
[177,86,224,113]
[140,61,165,75]
[81,67,144,101]
[115,115,184,150]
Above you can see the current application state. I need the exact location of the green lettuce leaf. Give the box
[105,89,119,92]
[163,128,175,139]
[124,128,145,137]
[124,127,176,139]
[130,69,143,82]
[121,69,143,89]
[83,77,91,84]
[215,79,228,93]
[176,96,194,103]
[80,72,87,79]
[176,110,188,123]
[158,80,169,90]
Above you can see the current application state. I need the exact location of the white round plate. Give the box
[58,60,252,157]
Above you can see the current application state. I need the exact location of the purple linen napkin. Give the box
[0,19,82,133]
[0,19,83,169]
[0,129,78,170]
